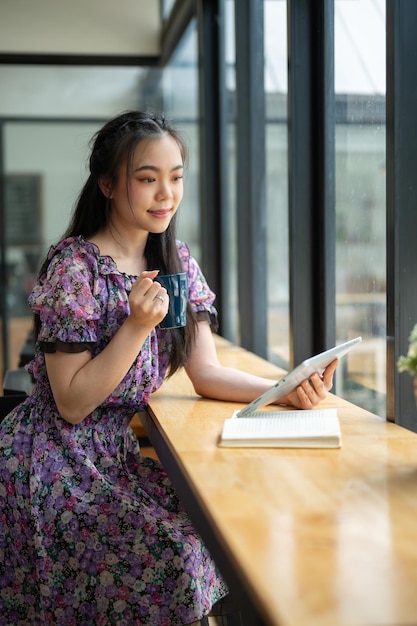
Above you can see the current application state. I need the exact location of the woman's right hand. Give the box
[128,270,169,330]
[281,358,338,409]
[46,270,169,424]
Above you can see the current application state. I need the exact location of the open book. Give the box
[218,408,341,448]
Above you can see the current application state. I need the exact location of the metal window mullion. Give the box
[386,0,417,429]
[234,0,267,357]
[0,122,9,373]
[197,0,230,337]
[160,0,195,66]
[314,0,336,353]
[287,0,335,368]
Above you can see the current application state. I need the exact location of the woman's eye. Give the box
[173,176,183,182]
[140,177,155,183]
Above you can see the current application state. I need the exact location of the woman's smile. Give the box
[148,208,173,218]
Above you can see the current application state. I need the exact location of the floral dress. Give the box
[0,236,227,626]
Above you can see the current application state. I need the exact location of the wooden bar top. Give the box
[143,336,417,626]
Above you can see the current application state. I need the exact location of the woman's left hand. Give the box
[282,358,338,409]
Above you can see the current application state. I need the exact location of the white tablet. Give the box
[236,336,362,417]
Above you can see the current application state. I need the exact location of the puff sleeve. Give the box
[29,240,101,348]
[177,241,218,329]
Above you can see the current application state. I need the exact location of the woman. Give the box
[0,110,337,625]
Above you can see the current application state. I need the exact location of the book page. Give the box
[219,409,341,448]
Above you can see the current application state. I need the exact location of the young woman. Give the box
[0,110,337,625]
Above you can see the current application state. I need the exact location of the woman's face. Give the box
[107,134,184,235]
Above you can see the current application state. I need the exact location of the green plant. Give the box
[397,323,417,376]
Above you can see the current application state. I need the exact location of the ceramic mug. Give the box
[155,272,188,329]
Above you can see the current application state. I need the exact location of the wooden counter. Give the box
[141,336,417,626]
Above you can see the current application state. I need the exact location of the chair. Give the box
[18,329,35,367]
[1,367,30,422]
[3,367,33,396]
[0,394,26,421]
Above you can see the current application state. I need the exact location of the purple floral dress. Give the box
[0,237,227,625]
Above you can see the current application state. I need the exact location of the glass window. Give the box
[161,0,176,21]
[224,0,288,351]
[334,0,386,415]
[265,0,289,369]
[160,19,200,259]
[0,65,147,119]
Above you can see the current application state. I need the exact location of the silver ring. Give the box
[154,295,164,303]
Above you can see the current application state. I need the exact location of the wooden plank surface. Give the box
[144,335,417,626]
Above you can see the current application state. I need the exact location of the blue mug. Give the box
[155,272,188,329]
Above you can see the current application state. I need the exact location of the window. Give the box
[334,0,386,415]
[159,19,201,258]
[265,0,289,369]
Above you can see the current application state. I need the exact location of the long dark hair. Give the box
[35,110,198,375]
